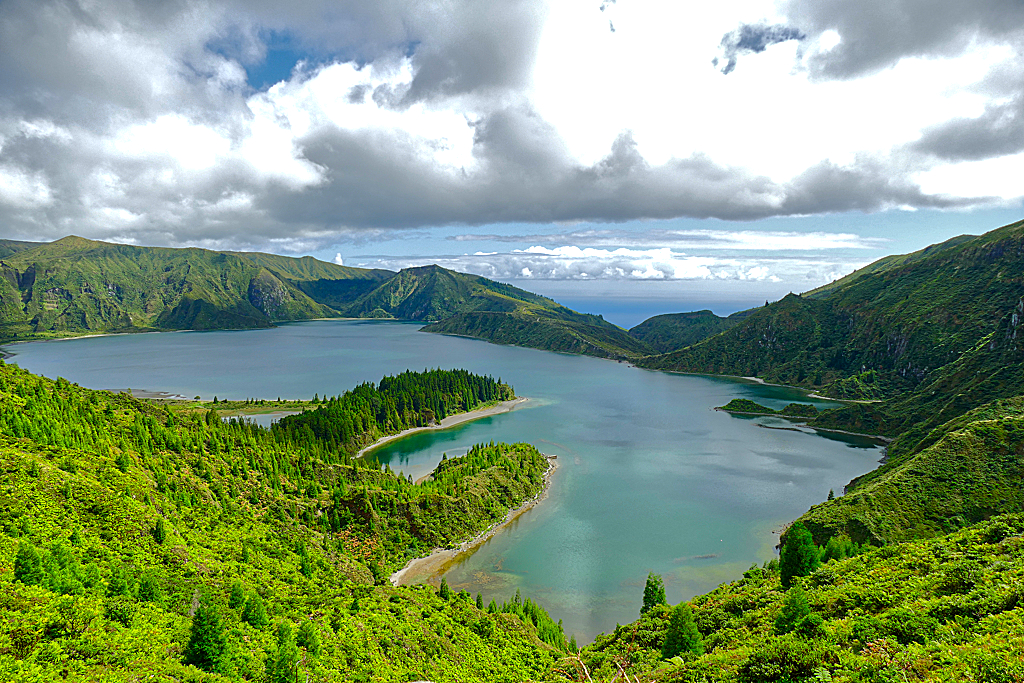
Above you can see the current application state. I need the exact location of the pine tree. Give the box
[137,574,163,604]
[641,572,666,616]
[296,619,320,657]
[182,597,227,673]
[780,521,820,588]
[107,564,132,597]
[476,593,484,610]
[438,578,452,601]
[267,621,301,683]
[13,541,44,586]
[228,581,246,610]
[661,602,703,658]
[774,585,812,634]
[153,518,166,545]
[243,592,269,629]
[827,488,835,501]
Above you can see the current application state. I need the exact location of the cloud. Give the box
[0,0,1019,252]
[449,228,882,251]
[912,94,1024,161]
[776,0,1024,80]
[353,245,868,286]
[715,23,805,75]
[333,253,344,265]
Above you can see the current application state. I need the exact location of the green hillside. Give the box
[0,238,654,361]
[629,310,749,354]
[0,237,378,340]
[795,395,1024,545]
[0,361,564,681]
[344,264,653,359]
[573,514,1024,682]
[0,240,40,259]
[639,219,1024,410]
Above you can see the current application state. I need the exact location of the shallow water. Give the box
[4,320,883,641]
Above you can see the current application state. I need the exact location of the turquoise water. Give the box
[3,320,883,641]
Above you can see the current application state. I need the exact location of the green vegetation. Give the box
[642,572,667,616]
[797,395,1024,545]
[273,368,514,457]
[0,361,564,681]
[779,522,820,587]
[0,237,653,361]
[717,399,819,417]
[628,309,750,354]
[0,236,371,340]
[639,219,1024,420]
[660,603,703,659]
[569,515,1024,682]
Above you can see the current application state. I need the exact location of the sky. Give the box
[1,0,1022,325]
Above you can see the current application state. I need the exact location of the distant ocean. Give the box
[548,296,758,329]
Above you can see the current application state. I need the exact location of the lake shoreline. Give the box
[356,397,530,459]
[390,455,559,587]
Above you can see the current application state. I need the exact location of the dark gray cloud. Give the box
[912,95,1024,161]
[715,24,805,75]
[778,0,1024,80]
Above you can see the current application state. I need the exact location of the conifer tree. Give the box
[243,592,269,629]
[476,593,484,610]
[296,619,320,657]
[13,541,44,586]
[438,578,452,601]
[774,585,812,635]
[182,597,227,673]
[107,564,132,597]
[137,574,163,604]
[780,521,820,587]
[153,518,166,545]
[228,581,246,610]
[266,621,301,683]
[641,572,666,616]
[661,602,703,658]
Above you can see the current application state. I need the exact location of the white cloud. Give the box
[334,253,344,265]
[0,166,53,209]
[354,245,868,287]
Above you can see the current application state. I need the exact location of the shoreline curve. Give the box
[390,455,558,587]
[357,397,529,459]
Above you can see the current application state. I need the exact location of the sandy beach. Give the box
[356,396,530,458]
[390,455,558,586]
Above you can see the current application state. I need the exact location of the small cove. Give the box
[3,320,884,642]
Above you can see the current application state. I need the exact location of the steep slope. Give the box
[345,265,654,359]
[795,395,1024,544]
[0,238,652,360]
[640,218,1024,406]
[575,515,1024,682]
[0,239,40,258]
[0,237,384,340]
[629,309,750,353]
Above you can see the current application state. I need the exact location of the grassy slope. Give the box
[0,362,560,681]
[0,237,362,340]
[0,238,650,360]
[574,515,1024,682]
[628,310,746,354]
[639,218,1024,403]
[346,265,653,359]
